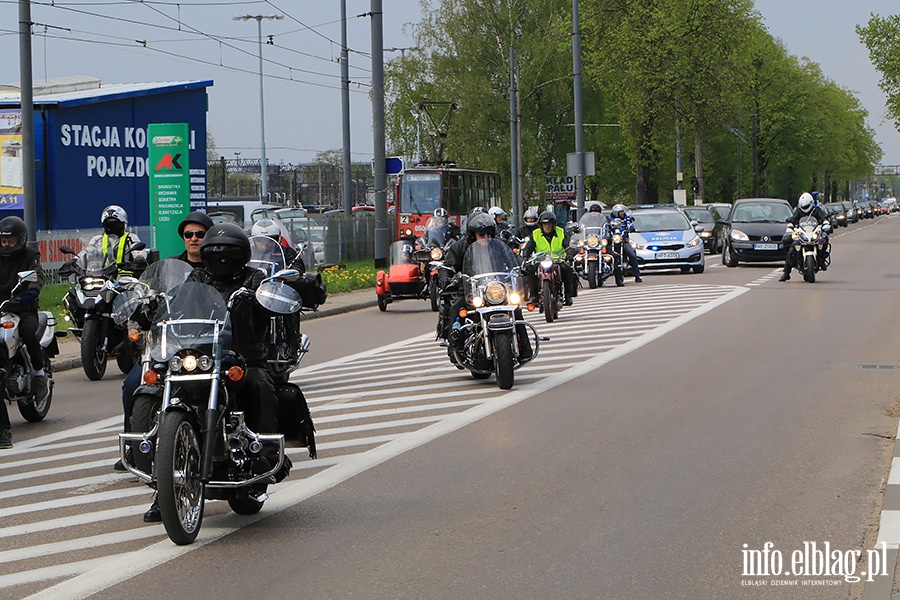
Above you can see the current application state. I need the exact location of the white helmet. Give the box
[798,192,814,214]
[611,203,628,218]
[251,218,281,239]
[101,205,128,227]
[488,206,507,220]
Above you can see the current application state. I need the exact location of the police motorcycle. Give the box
[0,270,63,422]
[58,241,148,380]
[118,269,305,545]
[786,215,831,283]
[446,238,542,390]
[604,216,631,287]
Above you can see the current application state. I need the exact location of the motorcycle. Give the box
[375,240,433,311]
[447,238,543,390]
[788,216,831,283]
[571,213,615,289]
[604,217,631,287]
[0,270,63,422]
[119,267,308,545]
[523,249,566,323]
[58,241,147,380]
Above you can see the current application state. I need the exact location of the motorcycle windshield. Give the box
[249,235,286,277]
[579,213,606,229]
[113,258,195,325]
[256,280,302,315]
[389,241,418,265]
[76,240,113,275]
[424,217,448,247]
[798,215,818,229]
[462,238,519,276]
[150,282,229,361]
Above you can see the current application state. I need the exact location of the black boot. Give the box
[143,495,161,523]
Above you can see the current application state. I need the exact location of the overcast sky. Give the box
[0,0,897,166]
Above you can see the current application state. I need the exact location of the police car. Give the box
[628,206,705,273]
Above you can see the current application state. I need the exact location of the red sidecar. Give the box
[376,241,431,311]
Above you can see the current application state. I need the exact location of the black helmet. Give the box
[538,211,557,227]
[466,212,495,239]
[177,211,214,238]
[200,223,251,281]
[588,203,602,213]
[101,205,128,236]
[0,216,27,256]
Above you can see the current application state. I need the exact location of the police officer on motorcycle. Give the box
[608,204,642,283]
[778,192,831,282]
[0,217,47,450]
[84,205,147,276]
[522,211,577,305]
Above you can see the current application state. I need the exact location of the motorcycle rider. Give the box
[608,203,642,283]
[0,217,48,450]
[515,207,540,241]
[424,207,461,247]
[189,224,286,467]
[438,212,532,359]
[82,205,148,276]
[522,211,577,305]
[251,218,302,271]
[778,192,831,282]
[488,206,510,234]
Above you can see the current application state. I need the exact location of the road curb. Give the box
[50,297,379,373]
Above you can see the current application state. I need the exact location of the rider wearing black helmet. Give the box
[0,217,48,449]
[522,211,577,305]
[188,224,287,472]
[609,204,642,283]
[437,213,495,340]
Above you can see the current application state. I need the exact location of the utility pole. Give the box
[572,0,585,221]
[19,0,36,246]
[370,0,388,268]
[341,0,352,215]
[509,46,518,223]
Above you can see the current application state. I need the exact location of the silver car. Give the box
[629,207,705,273]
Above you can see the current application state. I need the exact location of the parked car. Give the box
[629,207,705,274]
[682,206,725,254]
[720,198,793,267]
[283,220,326,267]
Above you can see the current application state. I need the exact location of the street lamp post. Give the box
[234,14,283,203]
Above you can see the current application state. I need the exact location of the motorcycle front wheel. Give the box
[157,411,205,545]
[493,330,514,390]
[80,319,108,381]
[587,262,599,289]
[804,254,817,283]
[542,280,555,323]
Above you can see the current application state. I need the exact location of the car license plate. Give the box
[655,252,680,259]
[753,243,778,250]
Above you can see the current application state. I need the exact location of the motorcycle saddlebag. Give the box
[276,382,317,459]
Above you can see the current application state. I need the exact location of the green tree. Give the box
[858,14,900,131]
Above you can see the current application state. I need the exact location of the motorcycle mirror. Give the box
[131,242,147,252]
[59,245,76,255]
[16,270,38,283]
[272,268,301,282]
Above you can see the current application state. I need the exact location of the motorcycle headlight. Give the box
[687,237,702,248]
[182,354,198,372]
[509,292,521,305]
[540,259,553,269]
[431,247,443,261]
[472,296,485,308]
[169,356,183,372]
[484,282,507,304]
[731,229,749,241]
[612,234,622,244]
[586,235,600,248]
[198,355,213,371]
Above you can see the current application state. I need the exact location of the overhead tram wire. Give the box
[31,3,372,83]
[263,0,372,59]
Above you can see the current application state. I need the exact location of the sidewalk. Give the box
[52,287,378,373]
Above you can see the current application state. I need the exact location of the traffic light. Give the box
[691,177,699,195]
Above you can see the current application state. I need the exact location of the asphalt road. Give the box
[3,215,900,599]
